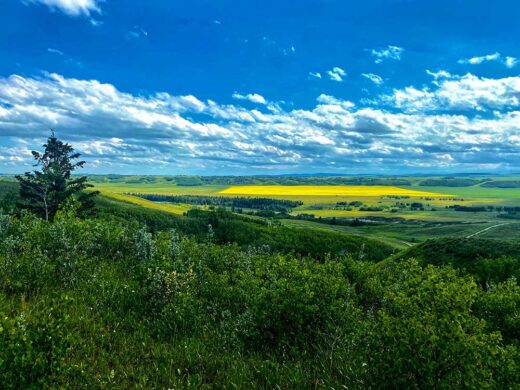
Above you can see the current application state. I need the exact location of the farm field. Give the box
[88,175,520,244]
[218,185,451,197]
[100,192,192,215]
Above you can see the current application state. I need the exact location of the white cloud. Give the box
[371,45,404,63]
[458,52,517,68]
[361,73,383,85]
[28,0,101,16]
[384,73,520,112]
[426,69,452,79]
[458,52,500,65]
[1,72,520,173]
[47,47,64,55]
[505,56,518,68]
[232,92,267,105]
[327,67,346,82]
[464,52,500,65]
[309,72,322,79]
[316,94,355,109]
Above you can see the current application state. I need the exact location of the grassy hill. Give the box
[394,237,520,283]
[0,178,519,387]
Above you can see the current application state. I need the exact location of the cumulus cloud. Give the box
[309,72,322,79]
[371,45,403,63]
[27,0,101,16]
[361,73,383,85]
[1,72,520,173]
[327,67,346,82]
[232,92,267,105]
[384,73,520,112]
[458,52,517,68]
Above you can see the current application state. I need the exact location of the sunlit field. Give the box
[85,179,520,243]
[100,192,192,215]
[219,185,451,197]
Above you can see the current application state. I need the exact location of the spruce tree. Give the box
[15,132,98,221]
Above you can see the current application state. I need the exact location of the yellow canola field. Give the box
[219,185,451,197]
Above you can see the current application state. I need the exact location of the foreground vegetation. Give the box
[0,158,519,387]
[0,209,518,388]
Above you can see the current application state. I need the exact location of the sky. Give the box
[1,0,520,175]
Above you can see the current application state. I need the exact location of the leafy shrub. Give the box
[474,278,520,342]
[340,259,519,388]
[394,237,520,284]
[0,296,79,389]
[0,210,518,388]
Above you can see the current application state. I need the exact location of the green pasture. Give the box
[92,179,520,223]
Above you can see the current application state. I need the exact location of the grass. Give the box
[405,185,520,202]
[94,183,226,195]
[90,179,520,242]
[281,218,413,249]
[219,185,452,197]
[281,217,502,243]
[99,192,192,215]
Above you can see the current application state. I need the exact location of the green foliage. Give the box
[342,259,519,388]
[3,170,519,385]
[0,181,20,213]
[395,237,520,284]
[175,176,204,186]
[0,213,136,295]
[0,295,79,389]
[474,279,520,342]
[482,180,520,188]
[15,133,98,221]
[0,210,518,387]
[96,196,394,261]
[419,178,481,187]
[130,192,302,212]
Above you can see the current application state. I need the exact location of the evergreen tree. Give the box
[15,132,98,221]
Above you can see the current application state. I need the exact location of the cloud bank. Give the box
[0,71,519,173]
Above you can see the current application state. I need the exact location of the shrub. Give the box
[0,296,79,388]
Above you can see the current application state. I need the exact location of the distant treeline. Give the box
[481,180,520,188]
[85,174,520,188]
[449,204,520,213]
[89,175,413,186]
[419,178,482,187]
[291,213,401,227]
[128,193,303,211]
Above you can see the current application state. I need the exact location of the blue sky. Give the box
[1,0,520,174]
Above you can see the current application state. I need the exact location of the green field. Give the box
[88,175,520,244]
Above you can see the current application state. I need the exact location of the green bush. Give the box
[335,259,519,388]
[0,295,79,389]
[0,212,517,387]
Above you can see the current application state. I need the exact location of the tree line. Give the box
[130,193,302,212]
